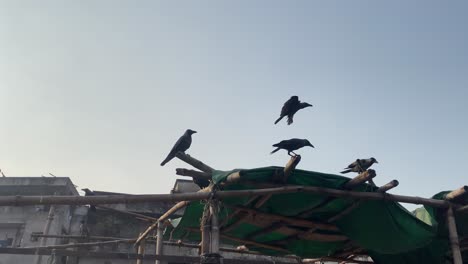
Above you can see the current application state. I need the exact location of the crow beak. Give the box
[309,144,315,148]
[192,131,197,134]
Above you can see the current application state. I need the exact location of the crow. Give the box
[341,158,378,174]
[274,96,313,125]
[271,138,314,156]
[161,129,197,166]
[82,188,96,212]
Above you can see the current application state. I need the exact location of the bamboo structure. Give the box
[2,151,466,264]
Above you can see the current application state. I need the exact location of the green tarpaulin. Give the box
[166,167,467,263]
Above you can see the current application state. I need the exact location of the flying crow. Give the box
[341,158,378,174]
[161,129,197,166]
[274,96,312,125]
[271,138,314,156]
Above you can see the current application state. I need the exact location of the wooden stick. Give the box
[447,206,463,264]
[376,180,399,193]
[445,186,468,202]
[175,152,214,173]
[282,155,301,183]
[175,168,211,181]
[344,170,376,189]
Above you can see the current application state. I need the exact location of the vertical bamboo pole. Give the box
[155,221,163,264]
[136,233,146,264]
[447,206,463,264]
[34,205,56,264]
[210,201,219,254]
[200,206,211,256]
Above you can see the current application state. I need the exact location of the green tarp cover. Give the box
[166,167,467,263]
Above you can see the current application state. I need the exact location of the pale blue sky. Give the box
[1,1,467,209]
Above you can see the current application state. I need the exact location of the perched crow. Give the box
[161,129,197,166]
[271,138,314,156]
[81,188,96,212]
[341,158,378,174]
[274,96,313,125]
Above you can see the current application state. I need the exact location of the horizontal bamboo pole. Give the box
[0,248,295,264]
[175,152,214,173]
[29,234,294,257]
[0,185,457,209]
[303,256,373,264]
[24,239,134,249]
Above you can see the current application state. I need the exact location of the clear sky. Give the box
[1,1,467,210]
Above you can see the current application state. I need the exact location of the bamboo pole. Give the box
[376,180,399,193]
[136,186,214,246]
[446,186,468,201]
[302,256,373,264]
[29,234,294,257]
[26,239,135,249]
[175,168,211,180]
[344,170,376,189]
[0,185,457,209]
[201,206,211,255]
[155,221,163,264]
[210,201,220,254]
[446,206,463,264]
[282,155,301,183]
[0,248,297,264]
[136,233,146,264]
[175,152,214,173]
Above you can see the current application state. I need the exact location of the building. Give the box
[0,177,295,264]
